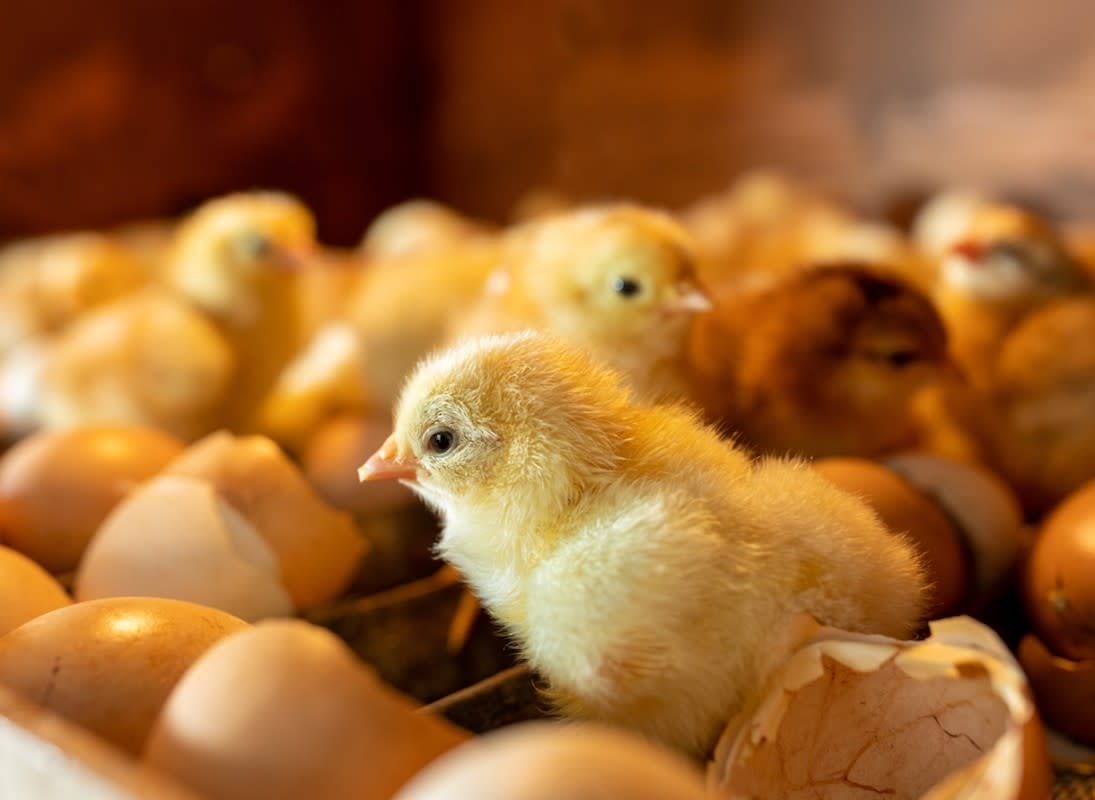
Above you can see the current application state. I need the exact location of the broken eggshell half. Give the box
[708,616,1050,800]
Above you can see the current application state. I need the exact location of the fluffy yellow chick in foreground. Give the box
[361,332,927,757]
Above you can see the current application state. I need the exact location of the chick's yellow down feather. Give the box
[448,204,711,403]
[36,192,315,439]
[362,332,927,757]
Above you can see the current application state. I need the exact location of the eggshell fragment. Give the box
[709,616,1050,800]
[0,544,70,635]
[1018,634,1095,749]
[74,475,294,621]
[394,722,710,800]
[885,452,1026,603]
[0,425,185,572]
[815,457,970,617]
[0,597,247,755]
[302,414,416,514]
[164,431,367,607]
[144,619,469,800]
[1025,480,1095,661]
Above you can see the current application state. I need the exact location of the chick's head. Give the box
[168,192,317,321]
[362,332,631,521]
[517,206,710,354]
[739,266,950,456]
[939,204,1088,304]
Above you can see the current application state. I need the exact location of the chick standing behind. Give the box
[361,332,927,758]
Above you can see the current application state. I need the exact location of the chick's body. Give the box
[368,333,926,757]
[37,192,315,439]
[688,265,950,458]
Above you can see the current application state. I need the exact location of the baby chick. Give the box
[688,265,950,459]
[361,332,927,757]
[360,199,496,260]
[259,233,503,449]
[947,296,1095,515]
[450,205,711,403]
[37,192,316,439]
[928,202,1091,384]
[0,232,147,354]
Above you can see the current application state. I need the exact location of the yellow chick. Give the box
[928,202,1091,384]
[680,172,923,293]
[450,205,711,403]
[688,265,951,459]
[37,192,316,439]
[360,199,496,260]
[0,232,147,354]
[259,234,502,449]
[947,296,1095,515]
[0,233,150,437]
[361,332,927,757]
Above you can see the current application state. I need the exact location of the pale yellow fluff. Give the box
[383,332,928,758]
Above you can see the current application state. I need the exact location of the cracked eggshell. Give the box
[0,596,247,755]
[885,452,1026,604]
[144,619,469,800]
[74,475,294,620]
[1025,480,1095,662]
[0,425,185,572]
[814,457,970,618]
[0,544,70,635]
[708,615,1051,800]
[164,431,367,608]
[394,722,709,800]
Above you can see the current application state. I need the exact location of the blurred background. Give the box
[3,0,1095,244]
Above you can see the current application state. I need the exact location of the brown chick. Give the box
[689,265,950,458]
[928,202,1091,384]
[947,296,1095,515]
[450,204,711,403]
[37,192,316,440]
[361,332,926,757]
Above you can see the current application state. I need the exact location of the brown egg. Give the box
[710,615,1051,800]
[1024,480,1095,661]
[885,452,1025,605]
[394,723,709,800]
[1018,634,1095,747]
[75,475,295,621]
[144,619,469,800]
[814,457,970,618]
[164,432,368,608]
[0,425,185,572]
[0,544,70,635]
[0,597,247,755]
[302,414,415,514]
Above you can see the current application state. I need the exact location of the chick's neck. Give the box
[437,413,636,631]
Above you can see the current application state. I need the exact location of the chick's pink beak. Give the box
[272,245,317,273]
[358,434,419,482]
[664,284,714,314]
[950,240,985,262]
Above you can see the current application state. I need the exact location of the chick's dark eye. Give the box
[427,429,456,455]
[238,232,274,260]
[612,276,642,298]
[872,350,921,368]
